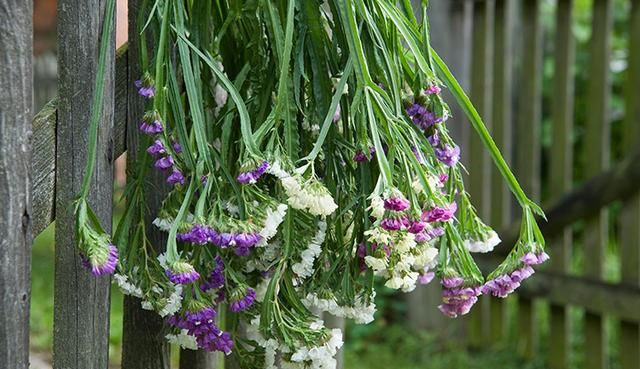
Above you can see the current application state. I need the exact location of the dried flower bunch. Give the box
[75,0,547,367]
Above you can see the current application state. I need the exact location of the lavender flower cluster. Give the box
[168,306,234,354]
[177,224,262,256]
[236,160,269,184]
[80,243,119,276]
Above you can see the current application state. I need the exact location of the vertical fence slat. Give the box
[53,0,115,368]
[0,1,33,368]
[515,0,543,360]
[583,1,612,368]
[488,0,514,345]
[549,1,575,368]
[468,0,495,349]
[120,1,172,368]
[619,1,640,368]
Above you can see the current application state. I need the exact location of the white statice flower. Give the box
[395,232,416,254]
[413,246,439,271]
[246,315,284,369]
[152,217,173,232]
[292,221,327,279]
[464,230,501,253]
[267,161,290,179]
[364,227,392,245]
[368,196,385,220]
[213,85,228,116]
[305,292,376,324]
[257,204,288,246]
[141,301,154,310]
[153,213,195,232]
[166,329,198,350]
[223,201,240,216]
[288,328,343,369]
[158,284,183,317]
[384,271,419,293]
[364,256,387,273]
[113,273,143,298]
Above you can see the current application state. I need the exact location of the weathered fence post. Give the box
[619,3,640,368]
[53,0,115,368]
[467,0,495,349]
[120,1,172,368]
[515,0,543,359]
[549,1,575,368]
[488,0,514,345]
[0,1,33,369]
[583,1,612,368]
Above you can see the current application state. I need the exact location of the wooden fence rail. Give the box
[1,0,640,368]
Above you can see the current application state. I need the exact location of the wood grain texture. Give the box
[619,0,640,367]
[120,1,172,368]
[0,1,33,368]
[31,46,128,236]
[53,1,115,368]
[549,1,575,367]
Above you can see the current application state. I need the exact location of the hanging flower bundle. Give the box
[75,0,547,367]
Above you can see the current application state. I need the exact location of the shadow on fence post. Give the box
[0,1,33,368]
[53,0,115,368]
[120,0,171,368]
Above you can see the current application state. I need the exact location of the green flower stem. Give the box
[79,0,115,200]
[431,50,535,211]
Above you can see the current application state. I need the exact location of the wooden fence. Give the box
[0,0,639,369]
[407,1,640,369]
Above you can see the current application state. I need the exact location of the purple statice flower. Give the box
[415,232,432,243]
[439,173,449,184]
[177,224,212,245]
[408,221,426,234]
[168,305,234,354]
[134,79,155,98]
[406,103,439,130]
[139,117,164,135]
[418,271,435,285]
[165,261,200,284]
[167,169,185,185]
[353,150,369,163]
[147,140,166,156]
[481,265,535,298]
[438,285,480,318]
[154,156,174,171]
[211,232,234,248]
[423,203,457,223]
[81,243,118,276]
[380,217,407,231]
[441,276,464,289]
[429,227,445,237]
[229,287,256,312]
[427,130,440,146]
[201,256,225,291]
[233,233,262,256]
[435,144,460,167]
[200,175,208,186]
[172,140,182,154]
[236,160,269,184]
[384,196,410,212]
[521,251,550,265]
[425,84,442,95]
